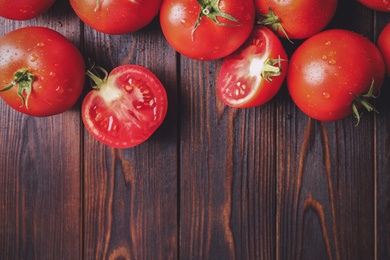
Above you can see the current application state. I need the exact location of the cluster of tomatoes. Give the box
[0,0,389,148]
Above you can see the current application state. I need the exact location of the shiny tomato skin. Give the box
[357,0,390,12]
[378,23,390,76]
[218,25,288,108]
[255,0,338,39]
[82,65,168,148]
[0,0,55,20]
[70,0,162,34]
[0,26,85,117]
[160,0,255,60]
[287,29,385,122]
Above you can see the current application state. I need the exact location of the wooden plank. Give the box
[0,1,82,259]
[375,10,390,260]
[82,19,178,259]
[178,57,277,259]
[276,1,378,259]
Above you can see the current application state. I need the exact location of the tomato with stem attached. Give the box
[160,0,255,60]
[255,0,338,40]
[287,29,385,124]
[0,0,55,20]
[82,65,168,148]
[0,26,85,117]
[217,25,288,108]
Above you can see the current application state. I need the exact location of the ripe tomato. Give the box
[82,65,168,148]
[0,26,85,117]
[255,0,338,40]
[0,0,55,20]
[357,0,390,12]
[217,25,288,108]
[378,23,390,76]
[69,0,162,34]
[287,29,385,123]
[160,0,255,60]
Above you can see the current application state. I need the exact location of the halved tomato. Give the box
[217,25,288,108]
[82,65,168,148]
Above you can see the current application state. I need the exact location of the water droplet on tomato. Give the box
[180,19,192,28]
[328,59,336,65]
[322,92,331,99]
[325,41,332,46]
[56,86,64,93]
[30,54,38,62]
[37,42,44,47]
[321,55,328,61]
[50,71,56,77]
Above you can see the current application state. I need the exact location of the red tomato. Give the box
[0,0,55,20]
[255,0,338,40]
[160,0,255,60]
[82,65,168,148]
[378,23,390,76]
[217,25,288,108]
[357,0,390,12]
[69,0,162,34]
[287,29,385,123]
[0,26,85,117]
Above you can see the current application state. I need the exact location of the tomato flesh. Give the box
[287,29,385,122]
[218,25,288,108]
[82,65,168,148]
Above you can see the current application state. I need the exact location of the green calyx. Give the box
[261,56,285,82]
[0,69,35,109]
[86,65,108,90]
[257,6,293,44]
[351,79,380,126]
[193,0,241,39]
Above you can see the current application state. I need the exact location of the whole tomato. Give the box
[160,0,255,60]
[287,29,385,123]
[0,27,85,117]
[378,23,390,76]
[70,0,162,34]
[0,0,55,20]
[357,0,390,12]
[82,65,168,148]
[255,0,338,40]
[217,25,288,108]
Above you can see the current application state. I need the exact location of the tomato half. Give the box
[287,29,385,123]
[0,26,85,117]
[357,0,390,12]
[160,0,255,60]
[82,65,168,148]
[69,0,162,34]
[255,0,338,40]
[378,23,390,76]
[0,0,55,20]
[217,25,288,108]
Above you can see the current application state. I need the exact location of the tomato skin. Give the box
[217,25,288,108]
[82,65,168,148]
[160,0,255,60]
[0,26,85,117]
[287,29,385,122]
[255,0,338,39]
[378,23,390,76]
[0,0,55,20]
[70,0,162,34]
[357,0,390,12]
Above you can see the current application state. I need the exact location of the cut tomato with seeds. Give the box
[217,25,288,108]
[82,65,168,148]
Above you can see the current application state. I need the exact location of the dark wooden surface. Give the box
[1,0,389,259]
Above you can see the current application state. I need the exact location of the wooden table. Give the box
[1,1,389,259]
